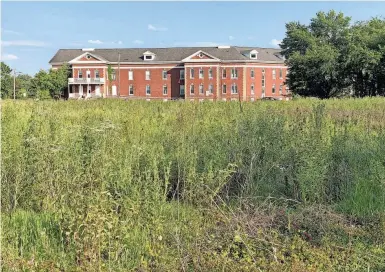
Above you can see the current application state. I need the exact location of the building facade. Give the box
[49,46,290,101]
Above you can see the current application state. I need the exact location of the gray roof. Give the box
[49,46,284,64]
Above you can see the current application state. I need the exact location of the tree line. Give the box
[1,62,69,99]
[281,10,385,98]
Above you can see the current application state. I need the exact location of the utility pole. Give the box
[118,52,121,97]
[13,69,22,100]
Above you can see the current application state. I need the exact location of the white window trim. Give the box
[129,85,134,96]
[209,68,213,79]
[190,68,194,79]
[272,69,276,80]
[251,84,255,95]
[222,68,226,79]
[190,84,195,95]
[145,70,151,80]
[128,70,133,80]
[199,84,204,94]
[222,84,227,94]
[199,68,204,79]
[146,85,151,95]
[231,68,238,79]
[180,70,185,80]
[162,70,167,80]
[209,84,213,94]
[163,85,168,95]
[231,84,238,94]
[251,68,255,79]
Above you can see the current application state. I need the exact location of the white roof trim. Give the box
[143,51,155,55]
[250,49,259,54]
[182,50,221,62]
[68,52,108,64]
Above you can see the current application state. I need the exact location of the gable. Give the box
[182,50,221,62]
[191,52,214,60]
[78,54,100,61]
[68,52,107,64]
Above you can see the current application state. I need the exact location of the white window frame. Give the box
[129,84,134,96]
[262,74,265,88]
[199,68,204,79]
[222,68,226,79]
[222,84,227,94]
[279,84,283,95]
[272,69,276,80]
[190,84,195,95]
[209,67,213,79]
[279,68,283,79]
[180,85,185,96]
[162,70,167,80]
[251,84,255,95]
[190,68,194,79]
[163,85,168,95]
[272,84,276,94]
[209,84,213,94]
[262,87,265,98]
[128,70,133,80]
[199,83,204,94]
[95,70,100,79]
[145,70,150,80]
[231,83,238,94]
[146,85,151,95]
[251,68,254,79]
[231,68,238,79]
[78,70,83,78]
[180,70,185,80]
[111,70,116,80]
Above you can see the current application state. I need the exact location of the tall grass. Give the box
[1,98,385,271]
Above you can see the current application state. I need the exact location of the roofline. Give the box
[50,60,285,65]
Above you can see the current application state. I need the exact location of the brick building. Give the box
[49,46,290,101]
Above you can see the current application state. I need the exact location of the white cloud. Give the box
[2,29,22,35]
[118,41,123,45]
[270,39,282,48]
[228,36,235,41]
[88,39,103,44]
[1,40,47,47]
[133,40,144,45]
[148,24,168,32]
[1,54,18,61]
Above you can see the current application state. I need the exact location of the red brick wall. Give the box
[185,64,219,100]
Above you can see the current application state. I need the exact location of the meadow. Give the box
[1,98,385,271]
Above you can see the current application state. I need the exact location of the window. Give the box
[87,70,91,78]
[190,68,194,79]
[231,84,238,94]
[180,85,185,95]
[199,83,204,94]
[209,84,213,94]
[163,85,168,95]
[251,84,255,95]
[222,84,227,94]
[180,70,185,80]
[129,71,133,80]
[162,70,167,80]
[250,53,257,59]
[272,69,276,80]
[262,87,265,97]
[190,84,195,95]
[145,55,153,60]
[231,68,238,79]
[262,68,265,74]
[95,70,100,78]
[251,69,255,78]
[145,70,150,80]
[279,84,283,95]
[129,85,134,95]
[279,68,283,79]
[146,85,151,95]
[272,84,276,94]
[209,67,213,79]
[199,68,204,79]
[110,70,116,80]
[222,68,226,78]
[262,74,265,88]
[78,70,83,78]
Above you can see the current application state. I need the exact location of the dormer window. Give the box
[143,51,155,61]
[249,50,258,59]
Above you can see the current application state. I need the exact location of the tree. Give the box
[281,10,352,98]
[1,62,13,99]
[15,74,32,98]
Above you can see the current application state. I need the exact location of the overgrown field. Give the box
[2,98,385,271]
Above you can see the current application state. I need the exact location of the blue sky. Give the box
[2,1,384,75]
